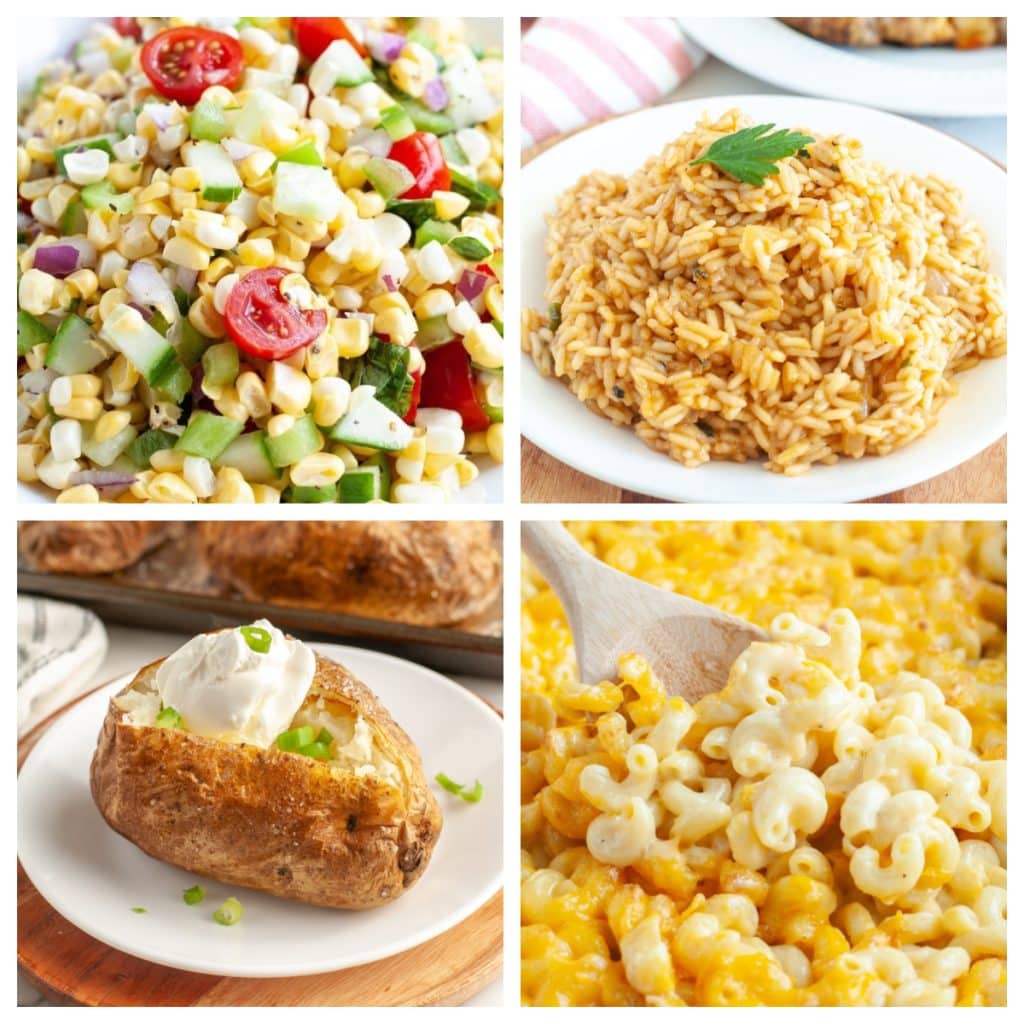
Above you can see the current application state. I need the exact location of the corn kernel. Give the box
[305,331,340,381]
[290,452,346,487]
[465,430,490,455]
[413,288,456,321]
[17,444,42,482]
[57,483,100,503]
[203,256,235,285]
[236,371,272,418]
[330,444,359,469]
[484,284,504,322]
[93,409,131,443]
[107,161,143,190]
[392,480,446,504]
[463,321,503,369]
[213,385,249,422]
[374,307,417,346]
[369,292,412,316]
[356,191,386,219]
[212,466,255,503]
[109,354,139,393]
[266,414,295,438]
[433,190,471,221]
[163,235,212,272]
[252,483,282,504]
[189,294,226,337]
[238,237,275,267]
[183,455,216,499]
[148,472,198,503]
[486,422,504,462]
[331,316,370,358]
[170,166,203,192]
[52,397,103,420]
[150,449,187,472]
[266,362,312,415]
[311,377,351,427]
[18,269,58,316]
[455,457,480,486]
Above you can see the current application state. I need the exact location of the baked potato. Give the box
[90,625,442,909]
[197,521,500,627]
[18,522,167,575]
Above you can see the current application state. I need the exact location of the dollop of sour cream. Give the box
[155,620,315,747]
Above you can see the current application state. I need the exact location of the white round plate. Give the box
[521,95,1006,503]
[680,18,1006,118]
[17,17,503,506]
[18,643,503,977]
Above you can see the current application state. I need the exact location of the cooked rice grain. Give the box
[523,110,1006,475]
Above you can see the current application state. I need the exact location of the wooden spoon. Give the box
[522,522,767,702]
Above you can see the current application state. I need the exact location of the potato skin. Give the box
[90,652,442,909]
[18,522,165,575]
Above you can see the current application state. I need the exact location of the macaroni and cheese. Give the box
[521,522,1006,1006]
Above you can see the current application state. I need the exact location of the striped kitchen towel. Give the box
[521,17,705,150]
[18,596,107,737]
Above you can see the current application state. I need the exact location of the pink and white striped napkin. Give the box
[521,18,705,150]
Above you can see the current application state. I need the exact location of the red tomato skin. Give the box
[223,267,328,361]
[403,366,423,424]
[388,132,452,200]
[112,17,141,40]
[292,18,366,61]
[140,27,244,106]
[419,340,490,431]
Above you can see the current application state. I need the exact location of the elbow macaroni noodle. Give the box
[521,522,1006,1006]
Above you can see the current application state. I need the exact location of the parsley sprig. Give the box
[690,123,816,186]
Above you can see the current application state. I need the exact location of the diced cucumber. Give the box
[155,360,191,403]
[415,314,455,351]
[484,404,503,423]
[265,415,322,468]
[170,318,209,367]
[185,141,242,203]
[362,157,415,202]
[284,483,338,503]
[54,133,120,176]
[100,304,177,384]
[393,96,455,136]
[80,180,134,214]
[273,161,343,222]
[449,168,501,211]
[233,89,300,145]
[362,451,392,496]
[175,412,244,460]
[275,140,322,167]
[61,197,87,235]
[449,235,492,261]
[242,67,293,97]
[415,219,457,248]
[326,385,412,452]
[189,100,227,142]
[338,465,382,503]
[310,40,372,95]
[215,430,279,483]
[379,105,415,141]
[46,314,106,374]
[18,310,53,357]
[83,423,138,467]
[128,428,178,467]
[386,198,437,229]
[201,341,240,387]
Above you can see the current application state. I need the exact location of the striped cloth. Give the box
[18,596,107,737]
[521,18,705,150]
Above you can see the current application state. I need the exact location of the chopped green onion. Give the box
[435,773,484,803]
[213,897,243,926]
[296,741,332,761]
[183,885,206,905]
[155,706,182,729]
[240,624,271,653]
[276,725,316,752]
[315,727,334,745]
[131,907,147,914]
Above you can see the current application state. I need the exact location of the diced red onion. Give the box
[350,127,392,159]
[423,78,448,112]
[365,29,406,64]
[175,267,198,293]
[456,268,490,303]
[33,244,79,279]
[382,274,397,292]
[143,103,174,131]
[69,469,137,488]
[127,302,153,321]
[21,368,58,394]
[221,137,260,161]
[127,260,178,323]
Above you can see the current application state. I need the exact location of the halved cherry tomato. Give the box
[388,132,451,200]
[112,17,141,40]
[292,18,366,62]
[403,363,423,424]
[140,27,244,106]
[419,340,489,431]
[475,263,496,279]
[224,267,327,361]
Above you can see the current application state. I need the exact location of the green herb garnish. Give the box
[155,706,182,729]
[213,897,243,926]
[276,725,316,752]
[131,907,147,914]
[435,773,484,803]
[183,885,206,905]
[690,123,816,186]
[548,303,562,332]
[240,624,271,653]
[449,236,492,261]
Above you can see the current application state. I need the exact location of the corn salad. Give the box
[18,17,503,503]
[522,522,1006,1006]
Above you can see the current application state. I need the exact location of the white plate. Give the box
[18,643,503,977]
[17,17,503,506]
[680,18,1006,118]
[521,95,1006,503]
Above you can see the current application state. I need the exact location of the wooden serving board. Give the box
[17,688,502,1007]
[522,123,1007,505]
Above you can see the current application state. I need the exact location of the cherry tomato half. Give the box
[112,17,141,40]
[292,18,366,62]
[403,363,423,424]
[224,267,328,361]
[140,27,244,106]
[419,340,490,431]
[388,131,451,200]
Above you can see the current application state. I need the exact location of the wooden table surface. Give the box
[521,436,1006,504]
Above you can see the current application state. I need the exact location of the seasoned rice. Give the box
[523,109,1006,474]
